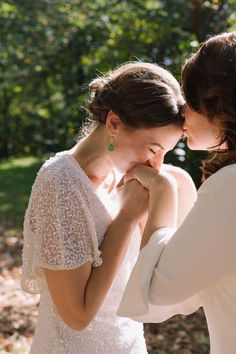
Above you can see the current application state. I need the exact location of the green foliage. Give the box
[1,0,236,184]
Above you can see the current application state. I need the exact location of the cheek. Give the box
[185,119,199,136]
[118,141,146,160]
[116,135,152,164]
[125,151,149,165]
[115,146,139,166]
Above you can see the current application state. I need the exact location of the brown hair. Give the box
[182,31,236,180]
[87,62,184,129]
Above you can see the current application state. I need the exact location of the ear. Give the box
[106,111,122,136]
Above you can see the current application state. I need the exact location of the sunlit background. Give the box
[0,0,236,353]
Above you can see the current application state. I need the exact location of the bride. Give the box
[21,61,196,353]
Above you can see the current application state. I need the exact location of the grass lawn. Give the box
[0,156,44,229]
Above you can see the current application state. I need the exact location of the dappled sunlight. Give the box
[1,0,232,350]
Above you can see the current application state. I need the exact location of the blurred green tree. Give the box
[0,0,236,185]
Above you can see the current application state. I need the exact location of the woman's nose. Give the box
[147,151,164,170]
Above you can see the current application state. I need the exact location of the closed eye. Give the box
[149,148,161,155]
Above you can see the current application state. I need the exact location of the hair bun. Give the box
[87,62,183,127]
[89,76,110,91]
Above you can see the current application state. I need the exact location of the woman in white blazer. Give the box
[118,31,236,354]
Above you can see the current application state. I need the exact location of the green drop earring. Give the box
[108,137,115,152]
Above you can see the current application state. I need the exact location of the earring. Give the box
[108,136,115,152]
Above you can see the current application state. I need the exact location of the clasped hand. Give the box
[116,164,178,225]
[119,164,178,192]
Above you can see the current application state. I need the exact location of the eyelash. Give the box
[149,148,158,155]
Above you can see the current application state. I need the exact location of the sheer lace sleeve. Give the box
[31,167,102,270]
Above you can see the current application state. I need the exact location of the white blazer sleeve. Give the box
[117,228,201,322]
[117,168,236,322]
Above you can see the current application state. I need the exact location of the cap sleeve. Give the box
[32,167,102,270]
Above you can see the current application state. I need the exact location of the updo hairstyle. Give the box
[87,62,184,129]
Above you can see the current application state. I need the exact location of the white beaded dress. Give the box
[21,152,147,354]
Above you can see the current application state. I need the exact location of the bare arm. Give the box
[141,172,178,248]
[162,164,197,226]
[43,180,148,331]
[44,212,136,330]
[136,165,197,236]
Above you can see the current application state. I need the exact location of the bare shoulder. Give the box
[162,164,195,186]
[162,165,197,225]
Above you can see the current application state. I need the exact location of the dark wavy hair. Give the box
[182,31,236,180]
[86,62,184,130]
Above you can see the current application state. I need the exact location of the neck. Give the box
[70,125,113,187]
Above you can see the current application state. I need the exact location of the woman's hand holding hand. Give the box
[122,165,178,248]
[123,165,177,201]
[120,164,197,248]
[123,165,159,190]
[116,179,149,225]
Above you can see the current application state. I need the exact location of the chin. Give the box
[187,143,199,150]
[188,145,208,151]
[186,139,205,151]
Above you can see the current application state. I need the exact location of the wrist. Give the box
[116,209,140,228]
[150,171,177,190]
